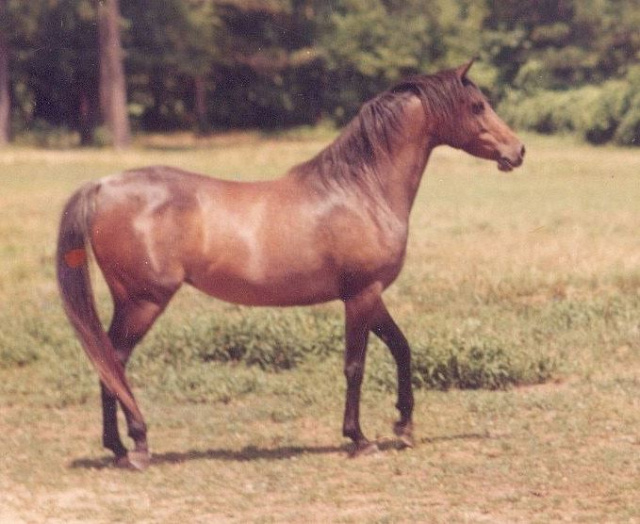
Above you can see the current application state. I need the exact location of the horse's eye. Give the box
[471,102,485,115]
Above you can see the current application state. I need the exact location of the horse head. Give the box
[444,60,525,172]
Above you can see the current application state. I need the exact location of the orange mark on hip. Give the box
[64,248,87,268]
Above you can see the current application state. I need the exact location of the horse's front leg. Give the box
[371,301,414,448]
[342,286,381,457]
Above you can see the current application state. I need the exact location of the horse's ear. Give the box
[456,59,475,82]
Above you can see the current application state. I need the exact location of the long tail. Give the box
[56,182,142,420]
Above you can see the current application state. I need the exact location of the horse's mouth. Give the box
[498,158,514,172]
[497,156,522,172]
[497,145,525,172]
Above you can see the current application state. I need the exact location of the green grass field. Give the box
[1,132,640,522]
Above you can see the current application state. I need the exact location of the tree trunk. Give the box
[0,0,10,146]
[79,89,98,146]
[194,75,208,134]
[97,0,131,149]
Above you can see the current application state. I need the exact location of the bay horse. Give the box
[56,61,524,470]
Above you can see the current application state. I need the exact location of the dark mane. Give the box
[292,68,468,192]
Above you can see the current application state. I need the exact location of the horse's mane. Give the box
[292,68,467,192]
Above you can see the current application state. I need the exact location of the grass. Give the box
[1,131,640,522]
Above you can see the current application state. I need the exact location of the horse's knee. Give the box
[344,362,364,385]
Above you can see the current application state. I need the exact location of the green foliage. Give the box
[12,119,79,148]
[368,330,554,393]
[319,0,495,122]
[0,299,558,403]
[5,1,640,143]
[318,0,442,121]
[140,308,344,372]
[6,0,98,136]
[500,67,640,145]
[121,0,220,130]
[412,334,554,390]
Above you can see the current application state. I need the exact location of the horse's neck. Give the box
[380,127,436,220]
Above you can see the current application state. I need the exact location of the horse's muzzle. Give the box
[498,144,525,172]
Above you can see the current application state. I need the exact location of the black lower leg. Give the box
[373,313,414,440]
[101,382,127,458]
[394,365,414,429]
[343,320,377,455]
[343,362,367,445]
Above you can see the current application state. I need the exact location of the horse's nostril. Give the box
[520,145,526,158]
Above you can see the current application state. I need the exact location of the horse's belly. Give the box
[188,263,341,307]
[188,249,402,307]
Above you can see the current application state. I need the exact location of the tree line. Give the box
[1,0,639,148]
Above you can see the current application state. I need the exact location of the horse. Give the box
[56,61,525,470]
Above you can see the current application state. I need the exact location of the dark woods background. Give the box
[1,0,640,147]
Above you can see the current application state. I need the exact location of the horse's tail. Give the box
[56,182,141,420]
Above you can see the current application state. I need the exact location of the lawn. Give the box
[1,132,640,522]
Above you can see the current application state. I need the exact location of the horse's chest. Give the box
[331,217,407,283]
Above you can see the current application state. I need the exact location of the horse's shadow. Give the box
[70,444,348,470]
[69,432,490,470]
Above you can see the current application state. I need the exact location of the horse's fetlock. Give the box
[128,420,147,441]
[103,437,127,457]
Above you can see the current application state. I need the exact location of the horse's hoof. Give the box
[349,441,380,458]
[393,421,414,449]
[127,450,151,471]
[396,433,414,449]
[113,450,151,471]
[114,455,132,469]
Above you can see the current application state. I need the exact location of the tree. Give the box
[0,0,9,145]
[209,0,324,128]
[122,0,220,132]
[318,0,448,123]
[97,0,131,148]
[2,0,639,146]
[482,0,640,92]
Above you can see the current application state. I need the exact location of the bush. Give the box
[500,67,640,146]
[367,329,555,392]
[136,308,556,397]
[14,119,80,149]
[140,308,344,372]
[4,304,557,405]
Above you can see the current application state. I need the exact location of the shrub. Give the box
[14,119,80,149]
[613,93,640,146]
[141,307,344,372]
[500,67,640,146]
[136,308,556,396]
[368,329,555,392]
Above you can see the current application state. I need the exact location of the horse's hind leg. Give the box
[103,296,172,469]
[101,382,127,460]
